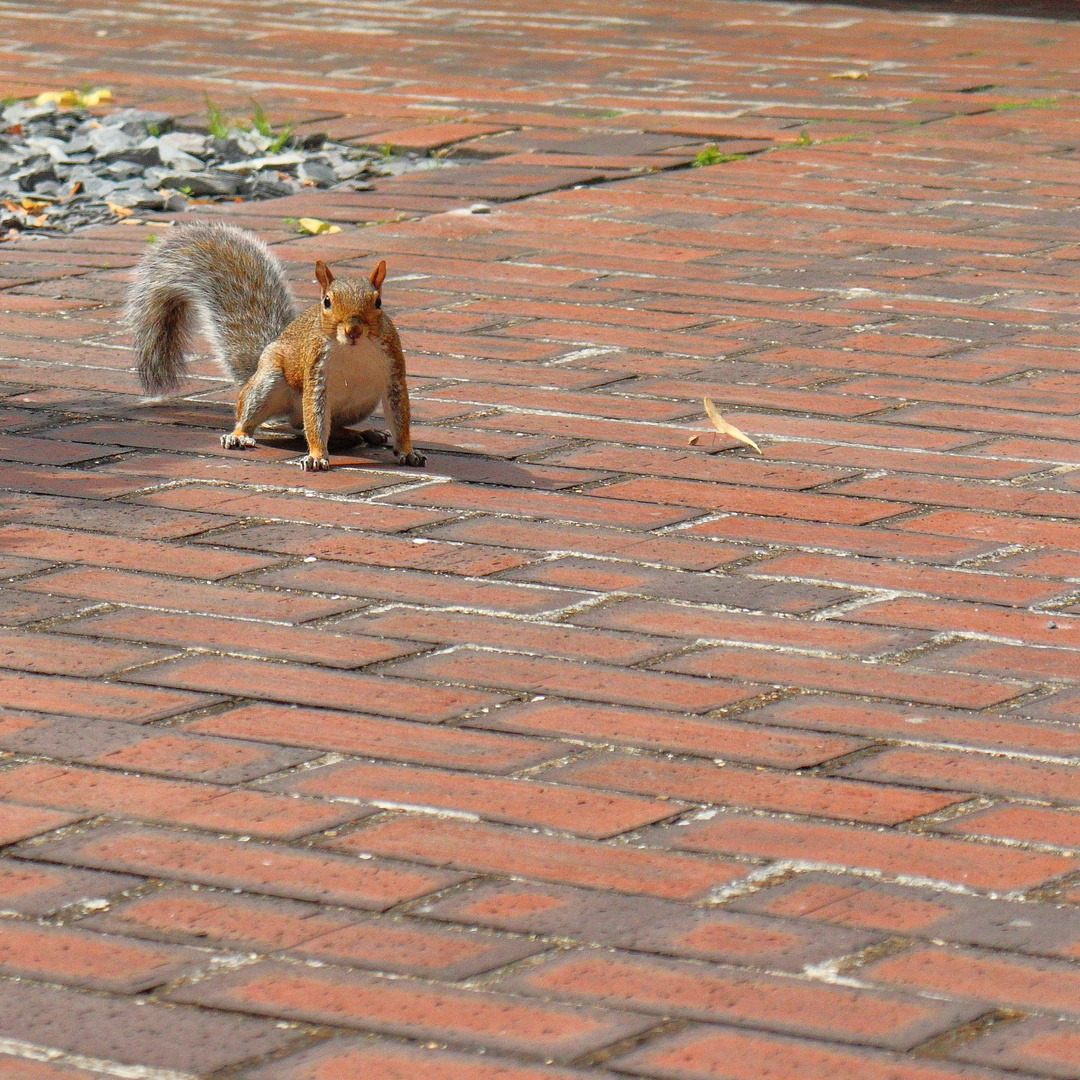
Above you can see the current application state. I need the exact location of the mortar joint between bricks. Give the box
[901,795,996,830]
[805,741,892,776]
[1022,866,1080,905]
[816,934,919,980]
[573,1018,693,1068]
[912,1008,1029,1060]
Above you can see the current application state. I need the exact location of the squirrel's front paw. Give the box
[299,455,330,472]
[395,449,426,467]
[221,432,256,449]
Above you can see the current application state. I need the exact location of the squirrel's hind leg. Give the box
[221,367,293,450]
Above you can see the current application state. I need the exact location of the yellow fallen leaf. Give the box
[830,70,868,80]
[35,90,80,106]
[105,201,135,217]
[79,88,112,107]
[118,218,145,225]
[297,217,341,235]
[19,197,48,212]
[688,435,700,446]
[703,397,761,454]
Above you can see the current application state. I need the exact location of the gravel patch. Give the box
[0,100,447,235]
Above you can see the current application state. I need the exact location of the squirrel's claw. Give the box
[396,449,426,467]
[221,432,257,449]
[299,455,330,472]
[359,428,392,447]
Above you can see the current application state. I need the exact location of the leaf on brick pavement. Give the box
[703,397,762,454]
[297,217,342,235]
[830,69,868,79]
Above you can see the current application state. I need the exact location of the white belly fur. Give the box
[324,334,391,426]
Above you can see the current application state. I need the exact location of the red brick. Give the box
[686,515,993,563]
[0,463,160,500]
[0,589,85,627]
[746,550,1068,606]
[168,960,655,1059]
[332,815,744,900]
[468,699,866,768]
[0,489,223,541]
[62,608,420,669]
[761,438,1043,481]
[546,751,957,825]
[864,944,1080,1016]
[0,801,82,844]
[507,950,980,1050]
[594,476,910,525]
[661,647,1026,710]
[423,515,746,571]
[84,887,358,950]
[841,596,1080,648]
[0,628,169,677]
[242,1041,587,1080]
[138,482,447,532]
[732,873,1080,958]
[0,920,200,993]
[547,444,856,489]
[832,474,1080,520]
[124,654,505,720]
[89,888,537,979]
[573,597,926,656]
[340,607,667,665]
[0,712,310,783]
[387,648,750,712]
[0,762,359,839]
[502,556,850,612]
[615,1024,1009,1080]
[275,758,682,838]
[213,523,531,576]
[255,561,590,616]
[937,804,1080,850]
[738,878,958,934]
[186,702,556,772]
[16,566,359,622]
[888,507,1080,551]
[0,979,303,1073]
[951,1017,1080,1078]
[925,639,1080,682]
[27,824,463,909]
[0,1059,103,1080]
[420,879,875,973]
[0,523,281,578]
[841,746,1080,807]
[380,480,699,529]
[752,695,1080,758]
[663,812,1077,891]
[0,858,137,915]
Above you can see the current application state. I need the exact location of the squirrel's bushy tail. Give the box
[125,222,297,396]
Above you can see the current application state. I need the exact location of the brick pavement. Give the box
[0,1,1079,1077]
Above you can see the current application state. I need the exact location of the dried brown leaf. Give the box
[703,397,762,453]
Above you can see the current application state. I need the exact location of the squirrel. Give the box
[125,221,425,471]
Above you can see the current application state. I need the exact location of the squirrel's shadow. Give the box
[137,401,546,486]
[256,426,547,487]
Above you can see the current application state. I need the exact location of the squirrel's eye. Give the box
[374,296,381,309]
[322,296,331,310]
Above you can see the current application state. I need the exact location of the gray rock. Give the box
[159,171,241,197]
[298,159,336,185]
[87,126,135,156]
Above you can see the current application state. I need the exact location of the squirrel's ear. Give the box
[369,259,387,293]
[315,260,334,293]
